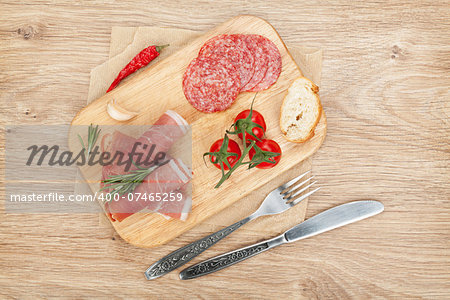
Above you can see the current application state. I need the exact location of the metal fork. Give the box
[144,170,320,280]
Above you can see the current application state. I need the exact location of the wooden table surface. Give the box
[0,1,449,299]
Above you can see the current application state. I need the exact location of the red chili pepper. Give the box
[106,44,169,92]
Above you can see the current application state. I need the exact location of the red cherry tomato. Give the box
[233,109,267,144]
[249,139,282,169]
[208,138,242,170]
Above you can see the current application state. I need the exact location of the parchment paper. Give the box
[85,26,322,238]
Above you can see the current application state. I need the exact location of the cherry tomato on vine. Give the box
[205,136,242,170]
[249,139,282,169]
[233,109,267,144]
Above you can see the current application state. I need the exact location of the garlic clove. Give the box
[106,99,138,121]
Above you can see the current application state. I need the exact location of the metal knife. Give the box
[179,200,384,280]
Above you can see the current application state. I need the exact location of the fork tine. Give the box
[288,187,321,207]
[283,181,317,202]
[285,181,318,201]
[283,176,315,196]
[280,170,310,191]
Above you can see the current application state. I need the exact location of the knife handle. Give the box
[145,216,252,280]
[179,234,286,280]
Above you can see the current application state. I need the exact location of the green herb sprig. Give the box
[78,124,101,158]
[100,164,159,196]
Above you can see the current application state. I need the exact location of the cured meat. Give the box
[249,36,282,91]
[198,34,224,56]
[132,111,187,167]
[131,109,187,166]
[101,110,188,176]
[100,131,135,186]
[183,34,282,113]
[105,158,192,222]
[158,189,192,221]
[183,56,241,113]
[153,109,189,129]
[240,34,270,91]
[200,34,255,87]
[100,110,192,222]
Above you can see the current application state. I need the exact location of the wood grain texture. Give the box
[71,15,326,248]
[0,1,449,299]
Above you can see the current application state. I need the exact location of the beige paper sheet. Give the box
[87,26,322,237]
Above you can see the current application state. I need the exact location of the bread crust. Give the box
[280,76,322,143]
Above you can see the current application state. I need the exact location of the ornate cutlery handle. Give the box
[179,201,384,280]
[145,216,252,280]
[179,235,286,280]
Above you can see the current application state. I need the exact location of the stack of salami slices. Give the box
[183,34,282,113]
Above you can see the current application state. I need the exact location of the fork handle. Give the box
[144,216,252,280]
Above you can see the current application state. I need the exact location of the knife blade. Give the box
[179,201,384,280]
[284,200,384,242]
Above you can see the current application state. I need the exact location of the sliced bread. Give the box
[280,77,322,143]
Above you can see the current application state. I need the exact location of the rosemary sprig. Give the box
[78,124,101,158]
[100,164,159,196]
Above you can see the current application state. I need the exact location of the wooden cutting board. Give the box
[70,15,327,248]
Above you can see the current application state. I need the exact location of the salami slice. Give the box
[248,36,282,92]
[198,34,227,56]
[183,34,282,113]
[200,34,255,88]
[240,34,270,91]
[183,56,241,113]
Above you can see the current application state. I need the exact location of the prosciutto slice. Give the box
[100,131,135,185]
[158,187,192,221]
[100,110,192,222]
[105,158,192,222]
[133,110,188,168]
[102,110,188,176]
